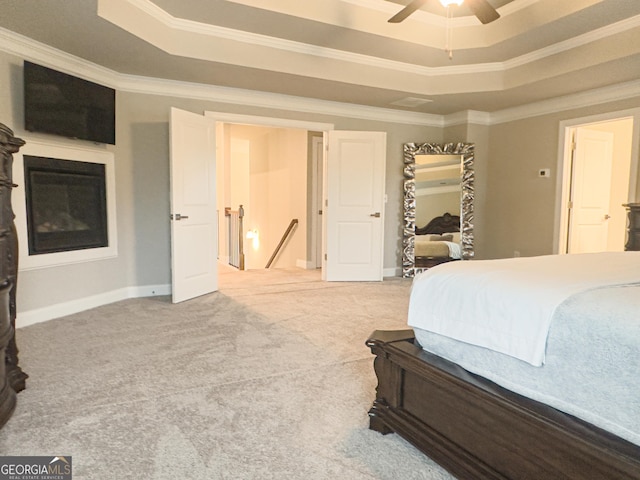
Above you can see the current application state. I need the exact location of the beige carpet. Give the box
[0,266,456,479]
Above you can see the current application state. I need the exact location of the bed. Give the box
[414,212,461,268]
[367,252,640,479]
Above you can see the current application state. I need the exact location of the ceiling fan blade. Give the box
[465,0,500,24]
[388,0,429,23]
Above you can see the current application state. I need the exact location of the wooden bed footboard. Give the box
[366,330,640,480]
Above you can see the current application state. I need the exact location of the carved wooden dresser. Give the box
[624,203,640,251]
[0,122,28,429]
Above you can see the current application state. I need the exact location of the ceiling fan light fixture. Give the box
[439,0,464,7]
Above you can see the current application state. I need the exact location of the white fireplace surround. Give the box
[13,138,118,270]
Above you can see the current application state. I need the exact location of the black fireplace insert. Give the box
[23,155,108,255]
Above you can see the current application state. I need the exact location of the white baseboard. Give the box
[16,266,401,327]
[383,266,402,278]
[16,284,171,328]
[296,259,318,270]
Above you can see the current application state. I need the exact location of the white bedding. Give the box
[414,236,461,259]
[443,241,461,259]
[413,284,640,446]
[408,252,640,366]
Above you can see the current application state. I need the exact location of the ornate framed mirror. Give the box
[402,142,474,277]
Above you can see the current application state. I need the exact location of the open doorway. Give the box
[557,112,638,254]
[205,112,334,273]
[170,110,388,303]
[218,123,319,270]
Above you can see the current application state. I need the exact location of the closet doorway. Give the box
[557,112,638,254]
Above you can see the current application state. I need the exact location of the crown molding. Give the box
[496,0,541,16]
[444,110,492,127]
[0,27,442,126]
[2,26,640,128]
[490,79,640,125]
[505,14,640,70]
[0,27,120,88]
[117,73,445,126]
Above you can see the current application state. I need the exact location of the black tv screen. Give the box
[24,61,116,145]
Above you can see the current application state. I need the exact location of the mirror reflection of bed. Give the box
[414,212,461,268]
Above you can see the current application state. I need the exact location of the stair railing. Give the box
[225,205,245,270]
[265,219,298,268]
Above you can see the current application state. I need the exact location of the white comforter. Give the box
[444,241,461,259]
[408,252,640,366]
[414,237,462,259]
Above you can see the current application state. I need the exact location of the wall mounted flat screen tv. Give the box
[24,61,116,145]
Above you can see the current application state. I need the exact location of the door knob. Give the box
[604,214,611,220]
[171,213,189,220]
[370,212,381,218]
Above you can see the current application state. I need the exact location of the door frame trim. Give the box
[204,111,335,272]
[554,108,640,254]
[204,111,334,132]
[310,133,324,269]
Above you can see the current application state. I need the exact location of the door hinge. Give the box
[324,253,327,260]
[567,200,573,209]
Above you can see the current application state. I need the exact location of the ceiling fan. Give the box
[388,0,500,24]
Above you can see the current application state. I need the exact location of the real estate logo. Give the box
[0,456,72,480]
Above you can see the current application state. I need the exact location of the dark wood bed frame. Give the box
[415,212,460,236]
[367,330,640,479]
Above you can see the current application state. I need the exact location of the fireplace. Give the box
[23,155,108,255]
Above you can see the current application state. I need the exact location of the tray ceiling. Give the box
[1,0,639,115]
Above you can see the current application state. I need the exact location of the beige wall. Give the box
[484,101,640,259]
[484,117,560,258]
[442,123,491,258]
[2,49,435,317]
[3,45,640,320]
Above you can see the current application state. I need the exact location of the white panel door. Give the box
[325,131,386,281]
[568,128,614,254]
[170,108,218,303]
